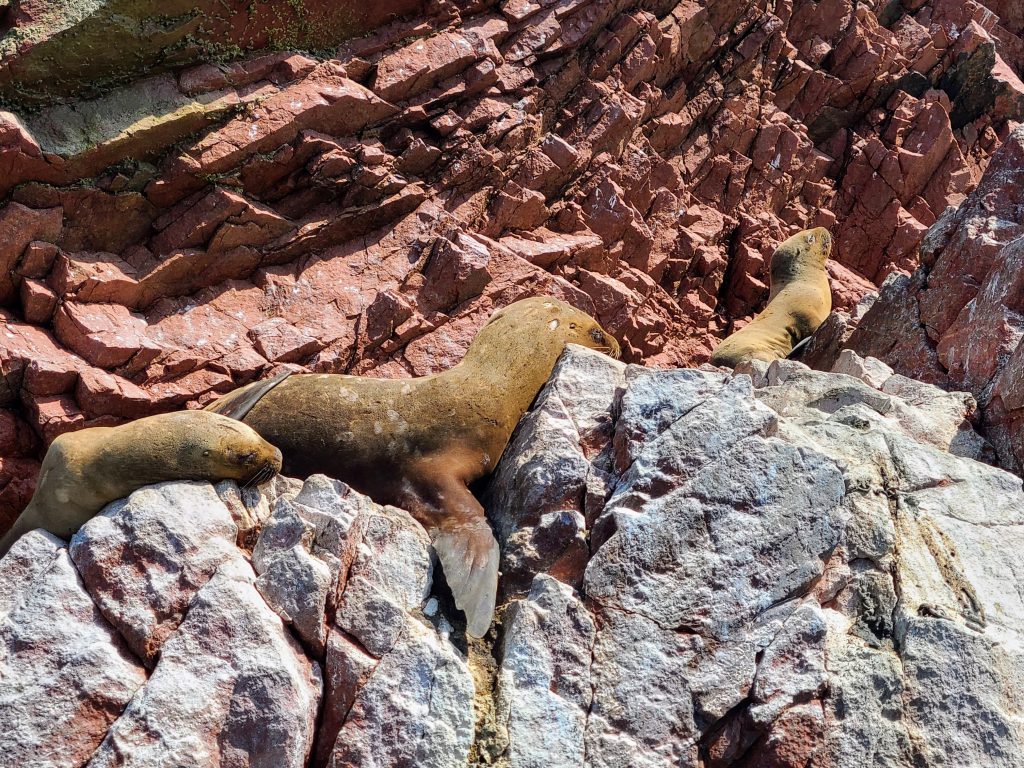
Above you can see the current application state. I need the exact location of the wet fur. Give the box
[206,296,621,637]
[711,227,833,367]
[0,411,282,557]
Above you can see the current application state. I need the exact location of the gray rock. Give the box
[70,480,243,666]
[0,532,146,768]
[86,558,321,768]
[496,575,595,768]
[4,345,1024,767]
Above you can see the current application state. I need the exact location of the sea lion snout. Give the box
[803,227,833,262]
[598,330,622,359]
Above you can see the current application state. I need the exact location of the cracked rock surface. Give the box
[1,345,1022,766]
[807,124,1024,478]
[2,0,1024,533]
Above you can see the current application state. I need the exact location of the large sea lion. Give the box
[710,227,833,367]
[205,296,621,637]
[0,411,283,557]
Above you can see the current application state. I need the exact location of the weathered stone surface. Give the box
[495,574,596,768]
[2,350,1024,765]
[2,0,1023,513]
[481,346,1024,767]
[814,125,1024,473]
[87,558,321,768]
[252,476,365,657]
[0,0,1023,763]
[0,532,146,768]
[323,516,474,768]
[70,481,244,665]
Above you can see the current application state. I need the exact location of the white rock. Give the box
[0,533,146,768]
[87,558,321,768]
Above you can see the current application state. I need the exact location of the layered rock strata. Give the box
[2,0,1024,529]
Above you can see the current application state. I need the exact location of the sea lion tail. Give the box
[204,370,293,421]
[432,521,499,638]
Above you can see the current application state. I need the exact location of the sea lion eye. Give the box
[203,450,211,457]
[590,328,604,343]
[570,323,577,329]
[240,452,256,463]
[807,233,816,244]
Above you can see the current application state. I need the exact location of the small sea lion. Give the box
[205,296,621,637]
[710,227,833,367]
[0,411,283,557]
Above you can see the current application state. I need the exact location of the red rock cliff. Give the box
[0,0,1022,528]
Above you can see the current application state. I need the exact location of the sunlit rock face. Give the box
[806,125,1024,475]
[1,347,1021,766]
[1,0,1023,533]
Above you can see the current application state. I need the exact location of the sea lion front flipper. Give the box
[204,370,293,421]
[432,519,499,638]
[787,335,813,359]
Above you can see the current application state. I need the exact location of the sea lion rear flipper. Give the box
[432,520,499,639]
[205,370,293,421]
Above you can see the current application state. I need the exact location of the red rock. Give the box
[419,234,494,311]
[179,52,318,95]
[53,302,161,370]
[365,290,415,344]
[489,184,550,232]
[15,186,154,254]
[0,318,86,396]
[0,457,38,537]
[49,251,140,306]
[0,0,1019,521]
[136,247,262,309]
[0,410,39,457]
[373,23,506,103]
[826,126,1024,471]
[15,241,59,279]
[151,187,293,255]
[26,394,87,444]
[0,203,62,304]
[19,279,57,323]
[248,318,322,364]
[498,229,603,270]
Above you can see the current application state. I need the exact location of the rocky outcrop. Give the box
[2,0,1024,530]
[806,124,1024,474]
[2,346,1021,766]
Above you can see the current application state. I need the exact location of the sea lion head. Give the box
[770,227,833,287]
[165,411,283,486]
[482,296,621,359]
[775,227,833,267]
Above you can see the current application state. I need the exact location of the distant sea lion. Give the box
[205,296,621,637]
[0,411,283,557]
[710,227,833,367]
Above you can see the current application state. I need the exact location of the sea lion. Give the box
[0,411,283,557]
[710,227,833,367]
[205,296,621,637]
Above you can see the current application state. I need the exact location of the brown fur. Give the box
[0,411,282,557]
[206,296,620,636]
[711,227,833,367]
